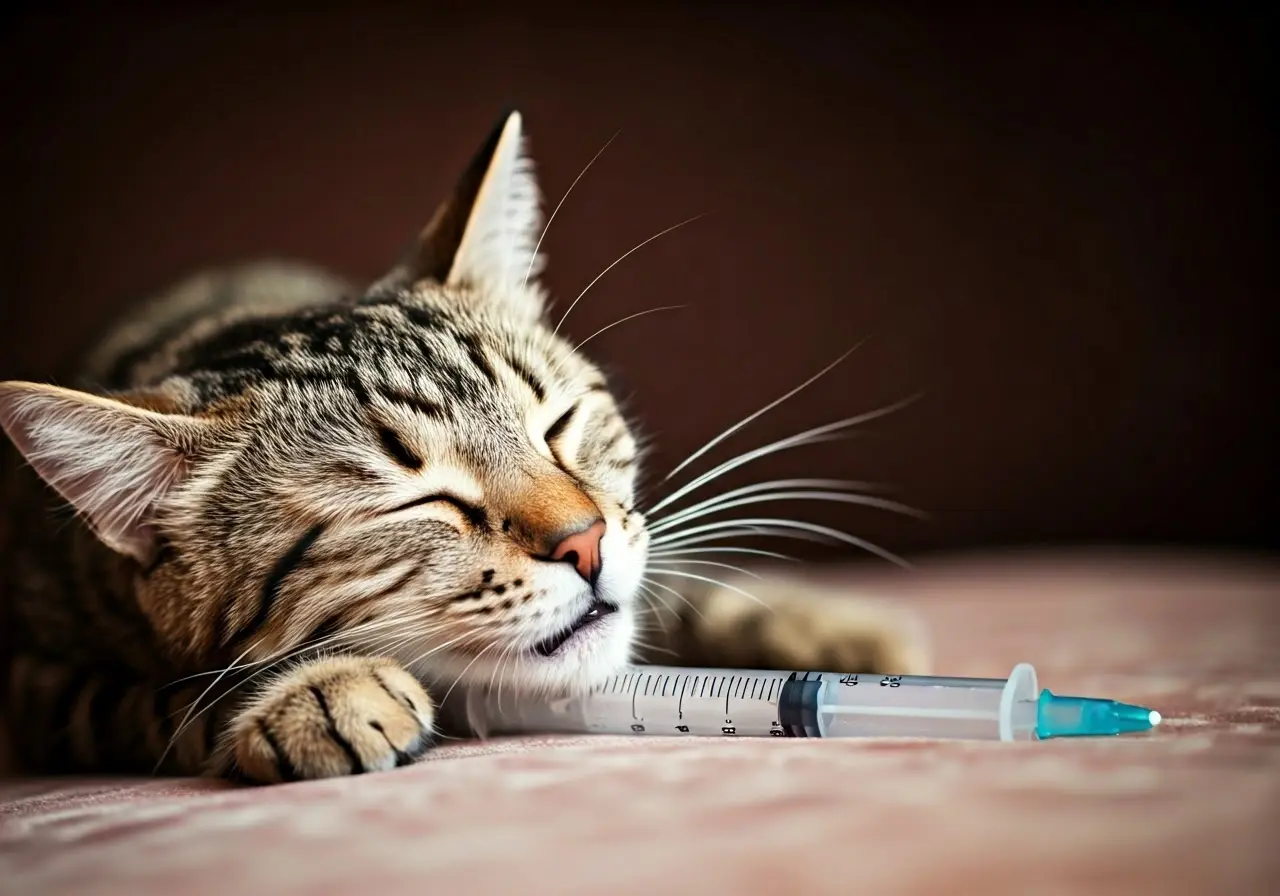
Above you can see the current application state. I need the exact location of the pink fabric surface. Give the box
[2,551,1278,895]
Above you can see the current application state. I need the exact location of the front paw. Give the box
[233,656,435,783]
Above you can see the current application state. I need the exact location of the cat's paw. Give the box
[682,578,931,675]
[232,655,434,783]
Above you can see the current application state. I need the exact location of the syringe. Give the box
[466,663,1162,742]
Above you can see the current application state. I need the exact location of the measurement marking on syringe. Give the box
[697,676,707,698]
[726,676,737,714]
[677,676,689,719]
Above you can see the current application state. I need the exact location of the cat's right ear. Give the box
[0,382,215,564]
[367,110,545,314]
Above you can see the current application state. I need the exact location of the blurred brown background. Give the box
[1,5,1275,561]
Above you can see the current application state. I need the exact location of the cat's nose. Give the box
[549,519,606,585]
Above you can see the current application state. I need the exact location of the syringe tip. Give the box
[1036,691,1163,738]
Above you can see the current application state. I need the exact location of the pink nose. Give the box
[550,519,606,584]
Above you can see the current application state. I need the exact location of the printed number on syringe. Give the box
[839,675,903,687]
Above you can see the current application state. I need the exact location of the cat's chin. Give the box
[517,610,637,692]
[405,609,637,699]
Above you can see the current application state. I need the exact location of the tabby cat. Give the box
[0,111,924,783]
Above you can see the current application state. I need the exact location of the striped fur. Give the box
[1,110,922,783]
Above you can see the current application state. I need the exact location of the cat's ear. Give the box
[372,110,545,303]
[0,382,214,564]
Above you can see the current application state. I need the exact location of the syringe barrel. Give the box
[811,663,1040,741]
[467,664,1042,742]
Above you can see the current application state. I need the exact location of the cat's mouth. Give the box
[531,599,619,657]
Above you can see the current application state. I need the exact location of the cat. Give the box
[0,110,926,784]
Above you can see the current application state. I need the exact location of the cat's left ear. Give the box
[0,382,216,565]
[372,110,545,310]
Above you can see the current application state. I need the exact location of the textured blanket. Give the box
[2,551,1277,895]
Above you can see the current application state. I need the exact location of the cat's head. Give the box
[0,111,650,697]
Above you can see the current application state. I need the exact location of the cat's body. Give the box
[1,112,923,783]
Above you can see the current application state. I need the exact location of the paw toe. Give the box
[234,657,435,783]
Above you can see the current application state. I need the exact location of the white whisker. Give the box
[640,576,707,621]
[572,305,686,353]
[649,477,901,532]
[645,557,763,580]
[629,636,678,660]
[663,347,862,483]
[164,611,433,685]
[648,525,838,553]
[649,477,890,526]
[652,516,911,567]
[439,642,500,711]
[156,638,261,773]
[637,584,674,632]
[645,566,770,610]
[648,429,851,518]
[402,629,481,670]
[651,490,927,535]
[492,642,519,717]
[647,394,922,517]
[648,545,798,563]
[514,645,528,714]
[553,213,709,337]
[523,129,622,290]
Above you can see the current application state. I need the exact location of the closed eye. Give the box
[544,405,576,445]
[388,493,487,528]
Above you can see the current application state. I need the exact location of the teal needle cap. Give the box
[1036,689,1162,739]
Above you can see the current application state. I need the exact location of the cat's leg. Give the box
[6,653,232,776]
[7,653,435,782]
[636,574,931,675]
[229,655,435,784]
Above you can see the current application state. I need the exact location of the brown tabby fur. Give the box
[0,111,924,784]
